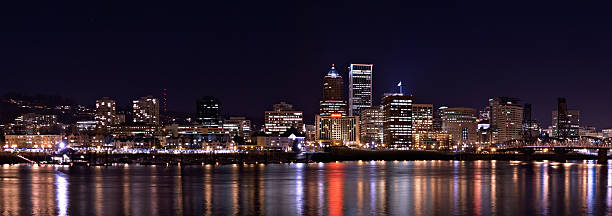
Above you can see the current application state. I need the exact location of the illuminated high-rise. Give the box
[382,93,412,149]
[133,96,160,125]
[348,64,373,116]
[319,64,347,116]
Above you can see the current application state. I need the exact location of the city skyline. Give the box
[2,2,612,129]
[0,72,603,129]
[2,2,612,215]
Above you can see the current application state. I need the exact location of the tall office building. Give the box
[440,107,477,145]
[412,104,434,134]
[196,96,222,128]
[552,98,580,139]
[551,110,580,138]
[315,115,360,147]
[489,97,523,144]
[382,93,412,149]
[522,104,540,142]
[95,97,118,127]
[360,106,384,146]
[264,102,304,135]
[348,64,373,116]
[552,98,580,138]
[319,64,347,116]
[133,96,160,125]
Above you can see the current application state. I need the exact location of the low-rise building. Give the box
[315,114,360,147]
[264,102,304,135]
[253,127,305,151]
[412,132,453,150]
[4,134,63,149]
[223,117,252,141]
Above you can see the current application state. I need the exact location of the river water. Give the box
[0,160,611,215]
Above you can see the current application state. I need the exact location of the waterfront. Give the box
[1,160,611,215]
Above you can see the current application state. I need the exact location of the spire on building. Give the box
[327,64,339,78]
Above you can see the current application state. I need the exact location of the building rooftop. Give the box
[326,64,340,78]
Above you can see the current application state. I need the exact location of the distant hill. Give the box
[0,93,93,125]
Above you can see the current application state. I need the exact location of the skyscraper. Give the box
[196,96,222,128]
[382,93,412,149]
[552,98,581,139]
[264,102,304,135]
[552,98,579,139]
[95,97,118,127]
[551,110,580,138]
[319,64,347,116]
[133,96,160,125]
[348,64,373,116]
[489,97,523,144]
[522,104,540,142]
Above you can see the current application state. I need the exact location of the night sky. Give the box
[1,1,611,127]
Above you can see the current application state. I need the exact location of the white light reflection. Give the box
[295,163,304,215]
[607,165,611,209]
[55,171,68,216]
[540,162,548,215]
[586,163,596,214]
[452,160,459,215]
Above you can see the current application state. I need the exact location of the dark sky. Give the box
[1,1,611,128]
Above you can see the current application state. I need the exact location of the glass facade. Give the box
[348,64,373,116]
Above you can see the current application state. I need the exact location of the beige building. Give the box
[4,134,63,149]
[489,97,523,144]
[440,107,477,145]
[67,134,105,148]
[412,104,434,133]
[360,106,384,146]
[316,115,360,147]
[413,132,453,150]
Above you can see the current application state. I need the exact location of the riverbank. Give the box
[0,149,607,165]
[310,148,603,162]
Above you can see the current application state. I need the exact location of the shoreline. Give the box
[0,150,607,166]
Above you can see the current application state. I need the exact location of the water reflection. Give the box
[55,170,68,216]
[0,161,610,215]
